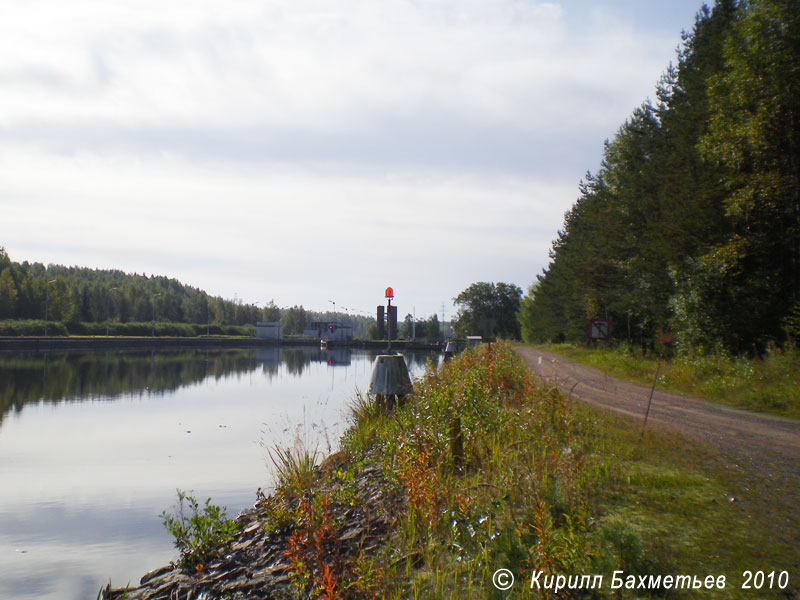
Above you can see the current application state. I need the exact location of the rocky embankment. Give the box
[103,459,399,600]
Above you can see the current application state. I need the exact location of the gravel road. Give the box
[514,345,800,593]
[513,346,800,490]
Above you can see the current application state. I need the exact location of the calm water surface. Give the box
[0,345,435,599]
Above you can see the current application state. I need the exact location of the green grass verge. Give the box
[533,343,800,419]
[267,342,797,598]
[588,408,798,599]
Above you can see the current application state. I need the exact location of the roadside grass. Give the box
[535,343,800,419]
[590,407,798,599]
[199,341,797,599]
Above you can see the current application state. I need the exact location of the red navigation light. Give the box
[385,287,394,299]
[328,324,335,331]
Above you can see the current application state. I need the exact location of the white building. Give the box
[466,335,483,347]
[255,321,282,339]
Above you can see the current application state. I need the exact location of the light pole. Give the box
[152,293,162,337]
[253,302,262,336]
[106,287,119,337]
[44,279,56,336]
[328,300,335,320]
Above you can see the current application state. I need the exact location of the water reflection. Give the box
[0,346,439,425]
[0,345,437,600]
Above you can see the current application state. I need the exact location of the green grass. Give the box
[267,443,321,494]
[588,407,798,599]
[535,343,800,419]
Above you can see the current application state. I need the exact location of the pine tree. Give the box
[0,269,18,319]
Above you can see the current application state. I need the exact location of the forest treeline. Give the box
[0,248,375,336]
[0,247,264,327]
[520,0,800,353]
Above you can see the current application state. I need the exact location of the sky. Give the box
[0,0,706,319]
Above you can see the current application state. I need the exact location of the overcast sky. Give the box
[1,0,705,319]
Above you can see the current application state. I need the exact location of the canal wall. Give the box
[0,336,443,352]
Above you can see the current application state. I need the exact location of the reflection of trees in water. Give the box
[0,349,257,423]
[0,346,442,424]
[278,347,354,376]
[362,349,440,376]
[280,348,310,377]
[404,350,440,374]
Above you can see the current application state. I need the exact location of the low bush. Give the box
[160,490,239,569]
[0,320,255,338]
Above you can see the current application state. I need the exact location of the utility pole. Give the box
[44,279,56,336]
[106,287,119,337]
[152,293,162,337]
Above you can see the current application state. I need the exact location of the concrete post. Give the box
[368,354,413,411]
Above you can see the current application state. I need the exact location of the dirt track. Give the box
[513,346,800,485]
[513,346,800,591]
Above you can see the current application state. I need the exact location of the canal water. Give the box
[0,345,436,600]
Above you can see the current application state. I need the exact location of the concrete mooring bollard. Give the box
[368,354,413,411]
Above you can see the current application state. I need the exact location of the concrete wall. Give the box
[255,322,282,339]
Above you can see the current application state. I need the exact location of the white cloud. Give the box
[1,1,678,141]
[1,147,571,314]
[0,0,702,315]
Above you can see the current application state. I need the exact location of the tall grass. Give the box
[268,444,320,494]
[336,342,605,598]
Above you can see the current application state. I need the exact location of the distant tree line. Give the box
[279,305,375,338]
[0,249,372,337]
[520,0,800,354]
[399,313,443,340]
[0,248,268,328]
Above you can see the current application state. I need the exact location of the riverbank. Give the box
[104,342,798,599]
